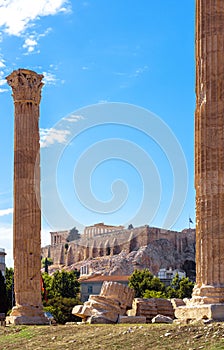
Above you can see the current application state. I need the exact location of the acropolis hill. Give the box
[41,223,196,278]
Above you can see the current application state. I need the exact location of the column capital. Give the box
[6,68,44,105]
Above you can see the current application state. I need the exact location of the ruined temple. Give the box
[41,224,196,279]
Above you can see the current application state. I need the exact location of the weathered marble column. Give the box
[6,69,48,325]
[175,1,224,321]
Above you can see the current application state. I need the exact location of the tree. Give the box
[44,297,82,324]
[42,269,81,324]
[171,273,181,291]
[178,277,194,299]
[64,243,69,253]
[41,258,53,274]
[143,290,167,299]
[129,269,194,300]
[165,274,194,299]
[5,267,14,312]
[0,271,8,313]
[128,269,165,298]
[51,270,80,298]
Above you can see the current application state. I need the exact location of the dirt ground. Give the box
[1,322,224,350]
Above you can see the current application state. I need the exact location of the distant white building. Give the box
[0,248,6,276]
[158,268,186,285]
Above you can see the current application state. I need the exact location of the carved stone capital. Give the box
[6,68,44,104]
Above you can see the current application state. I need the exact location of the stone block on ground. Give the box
[175,304,224,322]
[129,298,175,322]
[155,298,175,318]
[170,298,186,309]
[151,314,173,324]
[72,305,91,319]
[100,281,135,309]
[74,281,135,324]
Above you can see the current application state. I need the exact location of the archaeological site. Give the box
[5,0,224,327]
[41,223,196,279]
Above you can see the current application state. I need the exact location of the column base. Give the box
[6,305,49,325]
[175,303,224,321]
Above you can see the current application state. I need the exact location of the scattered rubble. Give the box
[72,281,185,325]
[151,314,173,324]
[72,281,135,324]
[127,297,175,322]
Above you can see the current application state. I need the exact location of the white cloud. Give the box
[22,28,52,54]
[0,57,7,91]
[98,100,108,104]
[42,71,57,85]
[39,27,52,38]
[0,59,5,68]
[41,227,51,247]
[0,224,13,267]
[0,224,51,267]
[63,115,84,123]
[0,208,13,216]
[22,36,37,52]
[0,78,5,86]
[0,0,71,36]
[40,127,70,148]
[131,65,149,78]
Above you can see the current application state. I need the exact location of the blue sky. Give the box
[0,0,195,266]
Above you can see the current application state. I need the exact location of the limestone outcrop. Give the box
[65,237,195,279]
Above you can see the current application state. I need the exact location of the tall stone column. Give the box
[176,1,224,321]
[6,69,48,325]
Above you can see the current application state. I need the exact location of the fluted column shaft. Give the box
[193,0,224,303]
[6,69,47,323]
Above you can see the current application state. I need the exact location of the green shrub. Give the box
[44,297,82,324]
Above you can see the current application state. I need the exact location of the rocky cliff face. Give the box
[62,238,195,279]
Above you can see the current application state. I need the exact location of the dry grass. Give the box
[0,322,224,350]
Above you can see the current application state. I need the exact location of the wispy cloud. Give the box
[22,28,52,55]
[0,1,71,58]
[63,115,84,123]
[98,100,109,104]
[42,71,57,85]
[0,224,13,267]
[41,227,51,247]
[23,37,38,53]
[40,127,70,148]
[130,65,149,78]
[0,0,71,37]
[0,56,7,92]
[0,208,13,217]
[115,65,149,89]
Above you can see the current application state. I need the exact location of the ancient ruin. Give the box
[72,281,135,324]
[175,1,224,321]
[6,69,48,325]
[42,224,196,279]
[127,297,175,323]
[73,281,179,324]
